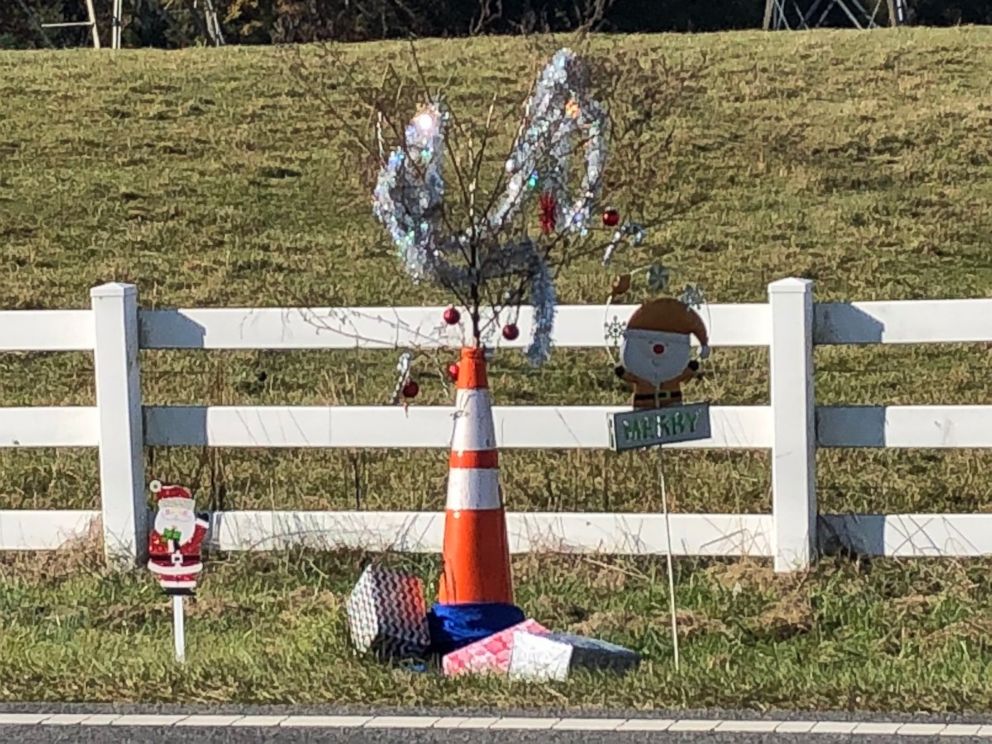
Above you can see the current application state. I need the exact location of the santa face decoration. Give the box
[148,481,209,596]
[620,329,692,387]
[154,503,198,545]
[615,298,709,409]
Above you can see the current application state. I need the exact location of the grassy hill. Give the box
[2,29,992,709]
[1,29,991,516]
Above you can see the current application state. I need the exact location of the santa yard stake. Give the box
[147,480,208,664]
[610,295,712,450]
[370,48,652,652]
[604,275,713,671]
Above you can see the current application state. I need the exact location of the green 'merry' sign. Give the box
[608,403,711,452]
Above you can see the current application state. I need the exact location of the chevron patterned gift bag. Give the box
[346,564,431,660]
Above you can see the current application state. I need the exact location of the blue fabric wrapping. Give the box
[428,602,526,655]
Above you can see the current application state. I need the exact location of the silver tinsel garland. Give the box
[680,284,706,309]
[372,49,608,366]
[372,103,449,282]
[489,49,608,235]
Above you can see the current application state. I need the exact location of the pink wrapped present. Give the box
[442,619,549,677]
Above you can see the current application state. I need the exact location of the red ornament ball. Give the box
[502,323,520,341]
[401,380,420,399]
[447,363,460,382]
[443,306,461,325]
[602,208,620,227]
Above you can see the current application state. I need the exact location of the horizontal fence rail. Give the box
[0,309,95,351]
[5,509,992,561]
[7,405,991,450]
[139,304,773,350]
[0,510,100,551]
[2,510,775,555]
[0,407,99,447]
[814,300,992,344]
[142,405,774,449]
[1,280,992,572]
[817,406,992,448]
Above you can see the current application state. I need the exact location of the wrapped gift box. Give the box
[346,564,430,659]
[508,631,641,681]
[442,619,548,677]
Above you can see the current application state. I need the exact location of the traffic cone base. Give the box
[438,508,512,604]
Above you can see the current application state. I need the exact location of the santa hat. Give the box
[149,480,195,510]
[625,298,710,359]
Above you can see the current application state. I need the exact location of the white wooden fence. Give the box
[2,278,991,573]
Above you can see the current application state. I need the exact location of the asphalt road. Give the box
[3,705,992,743]
[0,727,968,744]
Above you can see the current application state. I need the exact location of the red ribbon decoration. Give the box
[539,192,557,235]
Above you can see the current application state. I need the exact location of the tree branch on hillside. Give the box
[11,0,55,48]
[571,0,617,38]
[470,0,504,35]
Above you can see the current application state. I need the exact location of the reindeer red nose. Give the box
[653,344,665,354]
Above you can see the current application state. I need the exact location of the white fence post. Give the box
[91,283,147,567]
[768,278,817,572]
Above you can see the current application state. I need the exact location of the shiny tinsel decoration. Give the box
[372,49,613,366]
[680,284,706,309]
[526,251,556,365]
[389,351,414,405]
[489,49,608,235]
[601,221,646,266]
[372,103,449,282]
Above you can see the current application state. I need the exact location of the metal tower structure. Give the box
[20,0,101,47]
[200,0,226,47]
[23,0,225,50]
[109,0,224,49]
[764,0,909,29]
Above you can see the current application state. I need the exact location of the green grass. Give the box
[2,30,992,517]
[1,28,992,708]
[4,548,992,711]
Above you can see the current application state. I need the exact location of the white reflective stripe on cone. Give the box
[445,469,501,510]
[451,389,497,452]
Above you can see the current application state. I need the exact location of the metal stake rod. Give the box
[172,595,186,663]
[654,387,681,672]
[658,462,681,671]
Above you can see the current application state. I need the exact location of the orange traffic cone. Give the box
[437,347,513,605]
